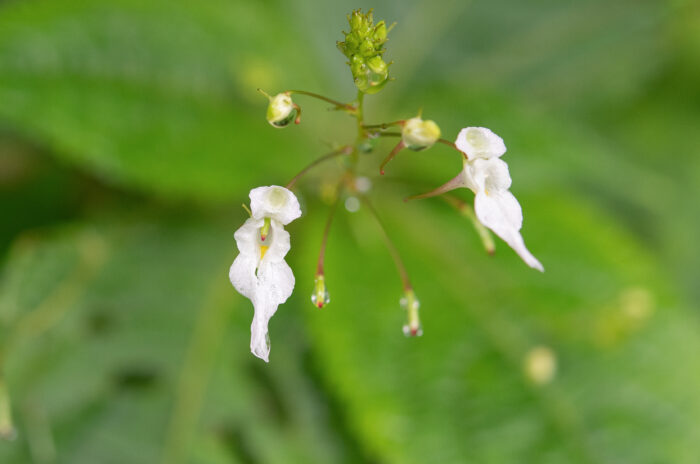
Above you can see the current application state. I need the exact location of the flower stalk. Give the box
[359,195,411,292]
[443,194,495,255]
[288,90,356,113]
[312,183,342,309]
[231,8,544,362]
[285,146,353,190]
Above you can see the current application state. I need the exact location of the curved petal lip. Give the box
[455,127,507,160]
[249,185,302,225]
[474,190,543,272]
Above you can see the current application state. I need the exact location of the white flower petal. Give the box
[261,219,290,264]
[466,158,512,193]
[233,218,264,257]
[250,304,272,362]
[257,259,295,306]
[249,260,295,362]
[474,190,543,271]
[249,186,302,225]
[229,254,258,300]
[455,127,506,160]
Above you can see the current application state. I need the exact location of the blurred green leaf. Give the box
[0,217,356,464]
[295,193,700,463]
[0,0,325,200]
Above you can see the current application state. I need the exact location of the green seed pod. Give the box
[349,10,363,30]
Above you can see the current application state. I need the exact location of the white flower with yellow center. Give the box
[411,127,543,271]
[229,186,302,362]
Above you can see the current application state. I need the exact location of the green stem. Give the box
[374,132,401,138]
[359,195,412,291]
[362,120,404,130]
[285,146,352,189]
[287,90,355,112]
[316,183,343,275]
[352,90,366,165]
[442,194,495,255]
[437,138,467,157]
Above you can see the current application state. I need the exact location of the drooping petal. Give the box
[249,186,302,225]
[474,190,543,271]
[455,127,506,160]
[250,301,272,362]
[249,260,295,362]
[257,259,295,306]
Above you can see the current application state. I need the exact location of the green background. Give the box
[0,0,699,462]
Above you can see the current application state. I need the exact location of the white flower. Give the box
[412,127,543,271]
[229,186,302,362]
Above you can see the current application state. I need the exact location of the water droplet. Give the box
[345,196,360,212]
[310,289,330,308]
[355,176,372,193]
[402,323,423,337]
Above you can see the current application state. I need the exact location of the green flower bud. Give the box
[350,55,365,76]
[367,55,387,75]
[359,37,374,56]
[344,32,360,54]
[265,92,296,128]
[401,117,441,151]
[349,10,363,31]
[373,20,387,43]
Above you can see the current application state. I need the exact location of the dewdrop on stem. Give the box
[400,288,422,337]
[311,273,330,309]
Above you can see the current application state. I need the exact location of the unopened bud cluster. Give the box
[337,9,393,94]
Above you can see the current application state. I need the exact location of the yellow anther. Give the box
[260,245,269,260]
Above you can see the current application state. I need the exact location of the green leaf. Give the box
[0,0,322,200]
